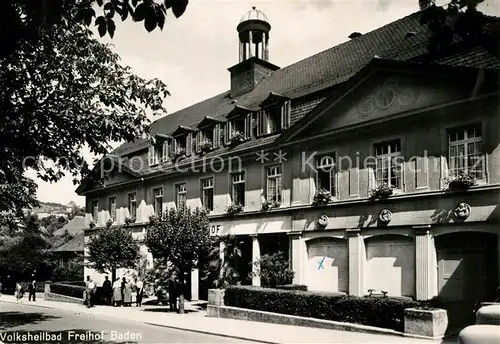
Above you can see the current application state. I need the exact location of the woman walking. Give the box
[15,283,23,303]
[112,278,122,307]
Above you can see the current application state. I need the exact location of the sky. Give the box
[28,0,499,207]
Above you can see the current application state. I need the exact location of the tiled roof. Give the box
[53,216,85,236]
[111,10,499,159]
[53,234,84,252]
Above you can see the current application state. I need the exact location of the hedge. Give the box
[275,284,308,291]
[224,286,420,332]
[50,283,85,299]
[57,281,86,287]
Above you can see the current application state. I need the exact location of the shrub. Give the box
[224,286,420,332]
[276,284,308,291]
[20,282,45,292]
[251,252,294,288]
[50,282,85,299]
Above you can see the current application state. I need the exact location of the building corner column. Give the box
[414,225,437,300]
[288,232,305,285]
[347,228,365,296]
[251,234,261,286]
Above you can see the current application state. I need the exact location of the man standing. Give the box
[85,276,96,308]
[28,280,36,301]
[168,274,179,313]
[102,276,112,305]
[135,277,143,307]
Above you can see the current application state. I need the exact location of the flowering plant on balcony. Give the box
[105,219,113,228]
[226,203,244,216]
[89,221,96,229]
[124,217,136,226]
[262,200,281,211]
[369,182,394,201]
[312,189,332,206]
[228,131,245,147]
[444,172,477,191]
[172,147,187,161]
[199,140,214,154]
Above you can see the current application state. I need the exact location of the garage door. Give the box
[364,235,415,297]
[306,237,348,293]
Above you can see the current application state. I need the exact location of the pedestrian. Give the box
[28,280,36,301]
[123,278,132,306]
[85,276,96,308]
[134,277,143,307]
[168,273,179,313]
[15,282,23,303]
[112,278,122,307]
[102,276,112,305]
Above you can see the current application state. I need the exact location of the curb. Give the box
[0,299,55,310]
[144,322,279,344]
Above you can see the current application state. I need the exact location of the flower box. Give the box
[199,141,214,154]
[124,217,136,226]
[226,203,243,216]
[369,183,394,201]
[445,172,477,191]
[312,189,332,206]
[262,200,281,211]
[172,148,187,161]
[228,131,245,147]
[208,289,226,306]
[404,307,448,339]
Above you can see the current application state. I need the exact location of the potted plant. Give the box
[444,172,477,191]
[105,219,113,228]
[199,141,214,155]
[124,217,135,226]
[369,182,394,201]
[172,147,187,161]
[89,221,96,229]
[226,203,244,216]
[312,189,332,206]
[228,131,245,147]
[262,200,281,211]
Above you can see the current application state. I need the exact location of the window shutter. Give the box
[245,113,252,139]
[195,130,201,153]
[148,146,154,166]
[261,110,269,135]
[281,100,291,129]
[256,111,262,136]
[213,124,221,148]
[171,138,177,155]
[162,141,169,162]
[223,122,229,145]
[186,133,192,156]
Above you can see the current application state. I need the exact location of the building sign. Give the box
[209,224,222,236]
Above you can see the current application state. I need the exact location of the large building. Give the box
[78,6,500,327]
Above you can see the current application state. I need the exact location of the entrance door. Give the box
[438,251,486,329]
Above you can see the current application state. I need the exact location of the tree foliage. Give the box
[0,0,189,59]
[145,207,214,312]
[0,14,170,220]
[86,226,140,280]
[251,252,294,288]
[420,0,491,56]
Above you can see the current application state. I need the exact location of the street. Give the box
[0,302,259,344]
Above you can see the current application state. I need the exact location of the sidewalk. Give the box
[0,295,456,344]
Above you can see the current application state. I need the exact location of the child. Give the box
[15,283,23,303]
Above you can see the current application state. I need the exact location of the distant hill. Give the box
[35,201,69,214]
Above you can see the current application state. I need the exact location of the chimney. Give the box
[348,32,363,39]
[228,57,279,98]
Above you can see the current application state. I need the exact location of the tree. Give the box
[419,0,493,57]
[86,226,140,281]
[251,252,294,288]
[0,213,54,282]
[0,14,170,221]
[145,208,215,313]
[0,0,190,59]
[201,234,247,288]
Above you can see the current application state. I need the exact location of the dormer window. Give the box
[256,93,291,136]
[172,125,195,159]
[148,136,169,166]
[196,117,222,154]
[225,105,252,146]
